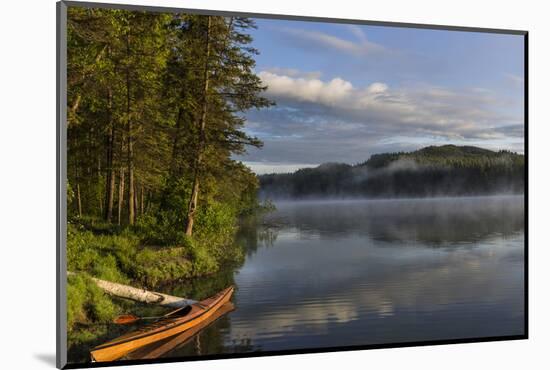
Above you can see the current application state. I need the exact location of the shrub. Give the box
[134,245,194,287]
[67,274,88,329]
[67,223,135,283]
[67,274,120,329]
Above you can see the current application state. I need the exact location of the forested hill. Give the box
[259,145,525,199]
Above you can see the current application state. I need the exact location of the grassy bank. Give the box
[68,217,242,322]
[66,204,247,356]
[66,197,277,362]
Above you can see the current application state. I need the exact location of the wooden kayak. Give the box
[91,286,234,362]
[125,302,235,360]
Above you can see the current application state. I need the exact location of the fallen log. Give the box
[67,272,196,308]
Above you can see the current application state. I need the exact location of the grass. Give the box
[65,199,268,362]
[66,201,246,330]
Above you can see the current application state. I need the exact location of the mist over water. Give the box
[258,148,525,200]
[153,195,524,357]
[266,195,524,244]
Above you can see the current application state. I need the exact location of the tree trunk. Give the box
[67,272,196,308]
[105,86,116,222]
[69,95,82,122]
[106,168,116,221]
[97,155,103,216]
[169,106,184,176]
[140,186,145,215]
[185,16,212,236]
[69,44,108,124]
[98,185,103,216]
[76,183,82,217]
[134,182,139,218]
[126,30,135,226]
[145,190,152,214]
[185,178,200,235]
[117,168,125,225]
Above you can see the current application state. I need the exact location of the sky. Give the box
[234,18,525,174]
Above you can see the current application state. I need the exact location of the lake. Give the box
[136,195,525,358]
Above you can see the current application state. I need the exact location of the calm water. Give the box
[140,195,525,358]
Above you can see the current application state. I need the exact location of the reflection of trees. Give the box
[124,303,239,360]
[258,227,278,248]
[268,197,524,246]
[159,268,236,302]
[224,338,258,353]
[236,215,280,256]
[147,312,257,358]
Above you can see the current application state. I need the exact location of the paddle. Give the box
[113,314,166,325]
[114,301,198,324]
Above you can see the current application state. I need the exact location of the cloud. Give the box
[236,70,524,171]
[278,27,386,56]
[258,71,355,106]
[506,73,525,88]
[347,25,369,44]
[241,161,319,175]
[367,82,389,94]
[258,71,521,141]
[494,124,524,138]
[262,67,322,80]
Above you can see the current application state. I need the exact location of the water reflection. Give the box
[227,196,525,351]
[264,195,524,245]
[125,303,236,360]
[124,196,526,359]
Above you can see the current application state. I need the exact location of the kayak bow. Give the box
[91,286,234,362]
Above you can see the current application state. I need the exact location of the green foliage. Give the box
[194,201,242,269]
[195,202,237,244]
[65,8,271,345]
[364,145,523,170]
[134,212,188,246]
[66,212,243,289]
[133,246,193,286]
[68,222,194,287]
[187,241,218,276]
[67,273,119,330]
[261,145,525,199]
[67,222,134,283]
[67,9,271,226]
[67,275,88,329]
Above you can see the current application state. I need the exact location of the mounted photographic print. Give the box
[56,1,527,368]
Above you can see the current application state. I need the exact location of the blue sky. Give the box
[235,18,525,174]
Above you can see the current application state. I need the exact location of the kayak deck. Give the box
[91,286,234,362]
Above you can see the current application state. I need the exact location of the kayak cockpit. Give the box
[168,304,193,317]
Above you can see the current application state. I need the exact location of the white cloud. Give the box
[259,71,354,106]
[259,71,521,141]
[347,25,369,44]
[262,67,322,80]
[237,70,524,166]
[506,73,524,88]
[242,161,319,175]
[367,82,389,94]
[279,27,385,56]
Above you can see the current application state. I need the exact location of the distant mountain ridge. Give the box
[259,145,524,199]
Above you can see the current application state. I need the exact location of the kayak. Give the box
[91,286,234,362]
[125,302,235,360]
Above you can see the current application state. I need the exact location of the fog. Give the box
[259,161,524,200]
[262,195,524,245]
